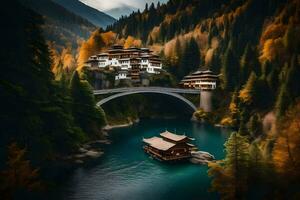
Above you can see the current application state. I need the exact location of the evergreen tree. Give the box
[283,23,297,54]
[221,46,238,91]
[0,1,84,161]
[239,72,258,106]
[239,45,260,85]
[247,114,263,138]
[70,71,106,138]
[248,142,266,183]
[144,3,148,12]
[276,55,300,118]
[208,132,250,199]
[261,60,272,79]
[179,38,200,79]
[228,90,240,127]
[286,55,300,98]
[224,132,250,198]
[275,83,291,118]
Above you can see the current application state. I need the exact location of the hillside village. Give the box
[84,45,163,87]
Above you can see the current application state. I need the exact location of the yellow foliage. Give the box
[239,87,252,104]
[229,101,238,114]
[220,117,234,126]
[259,38,285,62]
[0,143,42,198]
[77,30,117,69]
[207,161,236,200]
[260,24,286,46]
[124,36,142,48]
[148,26,160,43]
[272,102,300,176]
[61,47,76,71]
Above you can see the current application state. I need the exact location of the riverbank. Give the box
[55,118,230,200]
[103,118,140,130]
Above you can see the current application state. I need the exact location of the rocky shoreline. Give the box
[103,118,140,130]
[66,139,111,165]
[190,151,215,165]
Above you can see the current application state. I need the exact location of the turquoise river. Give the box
[58,118,230,200]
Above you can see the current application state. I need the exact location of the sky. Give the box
[80,0,168,11]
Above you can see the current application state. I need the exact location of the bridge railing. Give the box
[93,87,200,95]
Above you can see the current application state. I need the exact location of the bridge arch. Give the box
[96,91,197,112]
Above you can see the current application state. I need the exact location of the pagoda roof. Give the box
[143,137,175,151]
[160,131,187,142]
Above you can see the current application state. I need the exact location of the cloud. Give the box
[80,0,167,11]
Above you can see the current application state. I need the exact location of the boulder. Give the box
[190,151,215,165]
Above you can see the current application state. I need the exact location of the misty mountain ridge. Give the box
[52,0,116,27]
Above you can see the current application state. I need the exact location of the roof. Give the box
[97,53,109,56]
[160,131,187,142]
[143,137,175,151]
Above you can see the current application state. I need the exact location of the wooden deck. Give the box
[143,146,191,161]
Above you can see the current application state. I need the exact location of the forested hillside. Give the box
[20,0,96,51]
[102,0,300,116]
[52,0,116,27]
[78,0,300,198]
[0,1,106,198]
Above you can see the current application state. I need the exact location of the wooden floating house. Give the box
[143,131,196,161]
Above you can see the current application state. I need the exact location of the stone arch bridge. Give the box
[93,87,200,112]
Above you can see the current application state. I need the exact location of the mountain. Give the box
[20,0,96,51]
[52,0,116,27]
[105,4,136,19]
[102,0,300,121]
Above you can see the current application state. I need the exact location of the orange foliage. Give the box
[124,36,142,48]
[0,143,42,198]
[148,26,160,43]
[272,102,300,176]
[260,24,286,46]
[259,38,285,62]
[100,31,117,46]
[77,30,117,69]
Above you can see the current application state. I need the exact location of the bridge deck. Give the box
[93,87,200,95]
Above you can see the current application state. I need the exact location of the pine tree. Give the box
[275,55,300,118]
[275,83,291,118]
[229,90,240,127]
[179,38,200,79]
[144,3,149,12]
[70,71,106,138]
[248,142,265,182]
[239,45,260,85]
[239,72,258,106]
[208,132,250,199]
[283,23,296,54]
[224,132,250,198]
[221,46,238,91]
[286,55,300,98]
[247,114,263,138]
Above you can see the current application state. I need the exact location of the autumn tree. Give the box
[77,30,116,69]
[273,102,300,181]
[208,132,250,199]
[0,143,41,199]
[239,72,258,106]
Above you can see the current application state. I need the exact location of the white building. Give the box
[85,45,162,81]
[180,70,219,91]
